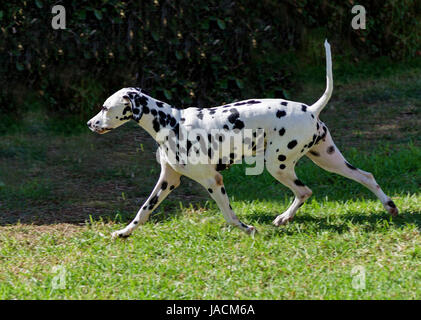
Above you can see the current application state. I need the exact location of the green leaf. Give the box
[219,79,228,89]
[200,20,209,30]
[151,31,159,41]
[78,10,86,20]
[94,10,102,20]
[16,62,24,71]
[235,79,244,89]
[175,51,183,60]
[163,89,172,100]
[217,19,226,30]
[35,0,43,8]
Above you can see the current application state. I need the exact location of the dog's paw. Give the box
[273,213,293,227]
[245,225,258,236]
[111,230,131,239]
[385,200,399,217]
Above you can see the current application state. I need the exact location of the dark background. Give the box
[0,0,420,130]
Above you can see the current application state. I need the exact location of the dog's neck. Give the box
[128,89,180,142]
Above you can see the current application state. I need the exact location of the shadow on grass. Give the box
[246,209,421,236]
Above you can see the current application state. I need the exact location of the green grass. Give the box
[0,59,420,299]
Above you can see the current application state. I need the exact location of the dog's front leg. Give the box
[112,162,181,239]
[195,171,257,235]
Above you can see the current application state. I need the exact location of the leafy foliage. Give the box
[0,0,419,115]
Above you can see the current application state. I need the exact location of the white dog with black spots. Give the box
[87,40,398,238]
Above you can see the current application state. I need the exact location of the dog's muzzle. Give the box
[87,121,110,134]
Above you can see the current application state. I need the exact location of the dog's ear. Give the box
[124,92,144,122]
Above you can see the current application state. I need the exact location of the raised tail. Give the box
[309,39,333,117]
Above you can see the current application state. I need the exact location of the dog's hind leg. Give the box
[306,128,398,216]
[112,161,181,239]
[264,144,313,226]
[266,164,313,226]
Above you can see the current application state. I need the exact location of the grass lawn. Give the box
[0,59,420,299]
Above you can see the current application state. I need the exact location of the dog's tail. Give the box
[309,39,333,117]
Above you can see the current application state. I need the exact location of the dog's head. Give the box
[87,88,144,134]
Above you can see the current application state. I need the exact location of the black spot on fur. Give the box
[327,146,335,154]
[281,101,288,106]
[156,101,164,108]
[148,194,159,208]
[169,117,177,127]
[276,110,286,118]
[152,118,160,132]
[136,95,149,108]
[123,106,131,115]
[233,119,245,130]
[228,108,240,123]
[133,220,138,224]
[197,112,204,120]
[159,115,166,126]
[208,188,213,193]
[309,150,320,156]
[221,187,226,194]
[186,140,192,155]
[119,234,130,238]
[294,179,305,187]
[247,100,261,104]
[301,105,307,112]
[216,161,228,171]
[279,164,286,169]
[170,185,175,190]
[387,200,396,208]
[279,128,286,136]
[307,135,317,149]
[278,154,286,161]
[345,161,357,170]
[287,140,297,149]
[151,109,157,116]
[161,181,168,190]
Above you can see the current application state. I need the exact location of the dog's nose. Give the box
[87,121,92,127]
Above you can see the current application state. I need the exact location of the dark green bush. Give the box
[0,0,419,116]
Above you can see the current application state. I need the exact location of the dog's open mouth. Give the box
[96,128,112,134]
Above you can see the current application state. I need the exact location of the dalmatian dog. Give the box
[87,40,398,238]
